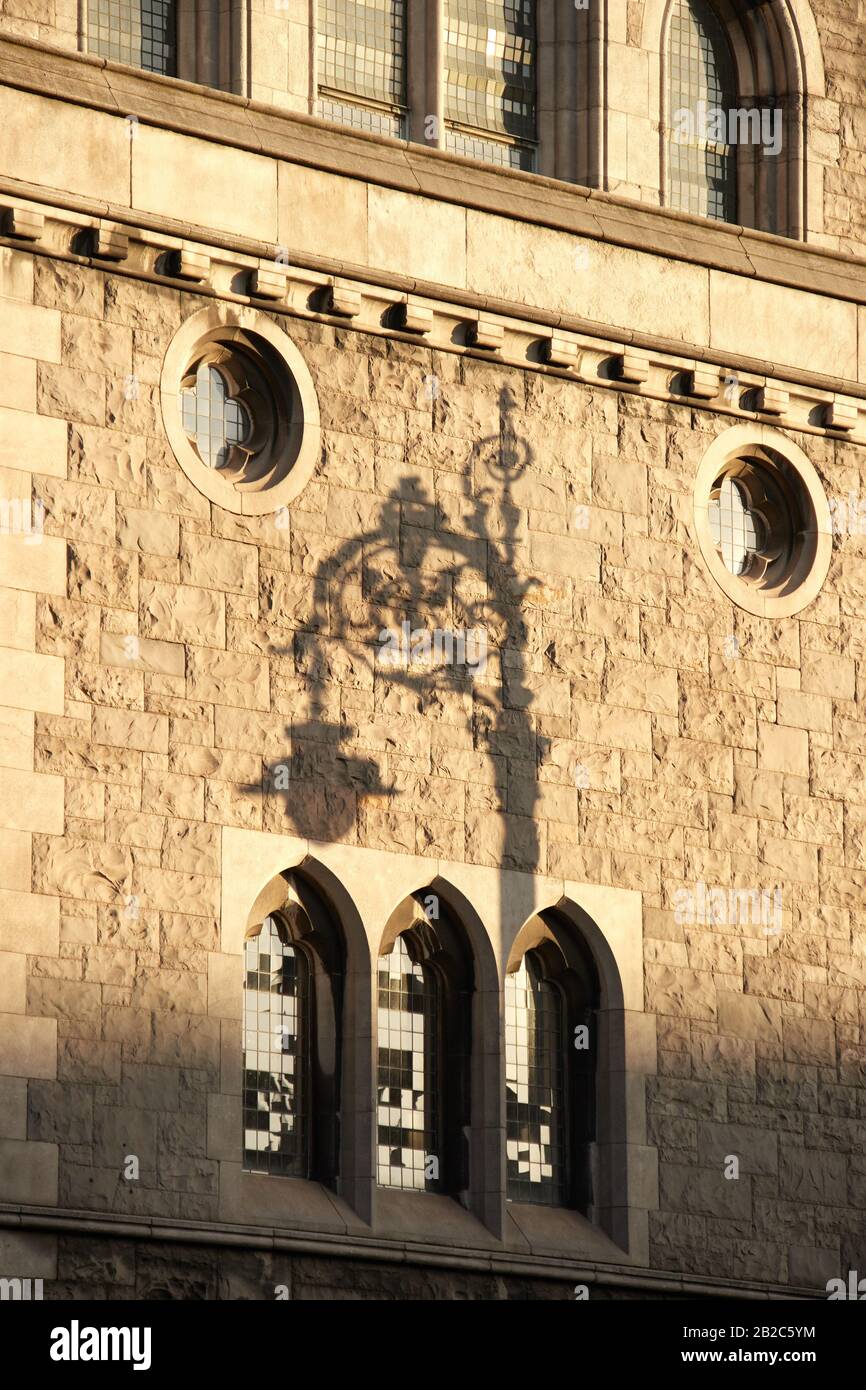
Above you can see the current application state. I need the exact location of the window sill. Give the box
[373,1189,498,1249]
[505,1201,627,1264]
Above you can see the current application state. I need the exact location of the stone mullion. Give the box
[407,0,443,148]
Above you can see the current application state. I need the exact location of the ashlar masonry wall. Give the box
[0,232,865,1292]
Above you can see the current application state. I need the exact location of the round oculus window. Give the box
[160,306,321,516]
[694,426,832,617]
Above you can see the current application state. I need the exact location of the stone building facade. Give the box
[0,1,864,1300]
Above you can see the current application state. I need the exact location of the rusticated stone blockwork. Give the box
[0,230,865,1297]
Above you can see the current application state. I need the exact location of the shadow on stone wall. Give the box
[248,385,543,939]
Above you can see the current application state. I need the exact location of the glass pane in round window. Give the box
[709,476,763,575]
[180,363,250,470]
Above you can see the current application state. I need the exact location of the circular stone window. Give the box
[694,425,832,617]
[160,306,320,515]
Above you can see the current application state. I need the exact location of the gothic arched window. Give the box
[376,897,473,1195]
[243,878,343,1185]
[505,915,599,1210]
[666,0,737,222]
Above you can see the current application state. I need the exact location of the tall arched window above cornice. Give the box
[86,0,178,74]
[644,0,827,238]
[665,0,738,222]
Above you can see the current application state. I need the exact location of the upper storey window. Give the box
[666,0,737,222]
[443,0,537,172]
[317,0,407,138]
[87,0,177,75]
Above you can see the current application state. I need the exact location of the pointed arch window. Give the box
[243,878,344,1186]
[505,914,599,1211]
[376,895,473,1195]
[666,0,737,222]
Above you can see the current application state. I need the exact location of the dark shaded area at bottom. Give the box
[46,1233,676,1300]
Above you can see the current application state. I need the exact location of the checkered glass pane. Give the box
[667,0,736,221]
[444,126,535,170]
[376,936,440,1191]
[179,364,249,470]
[505,952,565,1205]
[709,475,761,575]
[87,0,177,74]
[317,96,405,138]
[317,0,406,133]
[444,0,536,159]
[243,919,310,1177]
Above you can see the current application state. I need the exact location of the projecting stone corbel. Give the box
[91,227,129,261]
[394,300,433,334]
[824,398,858,431]
[756,385,789,415]
[613,350,650,384]
[248,266,289,301]
[166,248,211,283]
[542,335,578,368]
[466,316,504,350]
[2,207,44,241]
[687,365,721,399]
[325,285,362,318]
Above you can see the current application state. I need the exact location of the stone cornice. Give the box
[0,1206,821,1300]
[0,33,865,309]
[3,183,865,440]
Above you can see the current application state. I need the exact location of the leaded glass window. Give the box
[243,917,310,1178]
[87,0,177,75]
[505,951,566,1205]
[317,0,407,137]
[444,0,537,169]
[667,0,737,221]
[376,935,441,1191]
[179,364,251,472]
[443,126,534,171]
[709,475,762,576]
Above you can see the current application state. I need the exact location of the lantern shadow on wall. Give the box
[244,386,545,888]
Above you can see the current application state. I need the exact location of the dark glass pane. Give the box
[242,918,310,1178]
[505,951,566,1205]
[444,0,536,168]
[376,936,440,1191]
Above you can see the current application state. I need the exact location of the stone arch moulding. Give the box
[629,0,825,238]
[220,828,656,1261]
